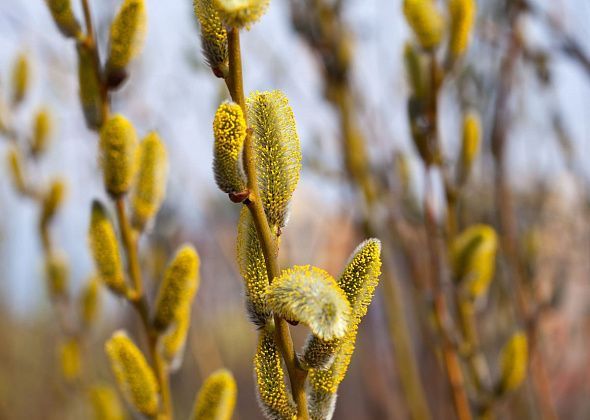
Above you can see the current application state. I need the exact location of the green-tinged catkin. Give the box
[237,206,271,327]
[458,111,481,184]
[247,90,301,231]
[89,384,127,420]
[131,132,168,230]
[45,0,82,39]
[88,200,127,296]
[190,369,237,420]
[450,224,497,298]
[403,0,444,50]
[11,53,29,105]
[99,114,138,196]
[267,265,351,341]
[77,44,104,129]
[254,325,297,420]
[194,0,229,77]
[448,0,476,58]
[153,245,200,331]
[59,337,82,382]
[213,0,270,30]
[45,250,69,299]
[105,331,159,417]
[80,276,100,326]
[106,0,147,72]
[497,332,528,394]
[403,42,426,99]
[6,146,27,194]
[31,107,52,157]
[213,102,247,195]
[160,306,191,372]
[40,178,66,227]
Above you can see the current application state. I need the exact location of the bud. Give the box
[160,306,191,372]
[190,369,237,420]
[105,331,159,417]
[88,201,127,296]
[448,0,476,58]
[80,276,100,326]
[89,384,126,420]
[77,44,105,129]
[6,147,27,194]
[11,53,29,105]
[404,42,425,98]
[45,0,82,39]
[458,111,481,184]
[40,178,67,228]
[131,132,168,230]
[213,0,270,29]
[99,114,138,196]
[59,337,82,382]
[403,0,444,50]
[45,250,69,299]
[247,90,302,231]
[31,107,53,157]
[153,245,200,331]
[213,102,247,195]
[497,332,528,394]
[194,0,229,77]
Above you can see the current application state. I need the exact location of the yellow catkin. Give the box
[267,265,351,341]
[105,331,159,417]
[458,111,481,184]
[31,107,52,157]
[77,43,104,129]
[106,0,147,71]
[448,0,476,57]
[40,178,66,227]
[80,276,100,326]
[237,206,271,327]
[6,147,27,194]
[254,325,297,420]
[11,53,29,105]
[309,328,356,395]
[45,0,82,39]
[99,114,138,196]
[213,102,247,195]
[153,245,200,331]
[190,369,237,420]
[88,200,127,296]
[45,250,69,299]
[131,132,168,230]
[59,337,82,382]
[160,306,191,372]
[247,90,302,231]
[403,0,444,50]
[450,224,498,298]
[194,0,228,76]
[498,332,528,394]
[89,384,126,420]
[213,0,270,29]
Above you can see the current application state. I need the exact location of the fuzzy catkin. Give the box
[153,245,200,331]
[458,111,481,183]
[106,0,147,71]
[80,276,100,326]
[11,53,29,105]
[190,369,237,420]
[45,250,69,299]
[403,0,444,50]
[45,0,82,39]
[59,337,81,382]
[89,385,126,420]
[99,114,138,196]
[77,44,104,129]
[31,107,52,157]
[448,0,476,57]
[160,306,191,372]
[213,0,270,29]
[213,102,247,195]
[498,332,528,394]
[7,147,27,194]
[41,178,66,227]
[194,0,228,76]
[131,132,168,230]
[105,331,159,417]
[88,200,127,296]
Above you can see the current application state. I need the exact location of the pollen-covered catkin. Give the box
[403,0,444,50]
[88,200,127,296]
[190,369,237,420]
[89,384,126,420]
[213,102,247,195]
[213,0,270,29]
[59,337,81,382]
[247,90,302,231]
[153,245,200,331]
[194,0,228,76]
[105,331,159,417]
[458,111,481,184]
[11,53,29,105]
[45,250,69,299]
[77,44,104,129]
[45,0,82,39]
[448,0,476,57]
[267,265,351,341]
[498,332,528,394]
[106,0,147,72]
[131,132,168,230]
[99,114,138,196]
[31,107,52,157]
[80,276,100,326]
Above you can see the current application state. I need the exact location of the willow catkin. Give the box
[160,306,191,372]
[31,107,52,157]
[131,132,168,230]
[77,44,104,129]
[458,111,481,184]
[59,337,82,382]
[89,384,126,420]
[99,114,138,196]
[448,0,476,58]
[80,276,100,326]
[45,0,82,39]
[403,42,425,99]
[213,102,247,196]
[266,265,351,341]
[190,369,237,420]
[194,0,229,77]
[213,0,270,29]
[153,245,200,331]
[403,0,444,50]
[498,332,528,394]
[106,0,147,77]
[11,53,29,105]
[105,331,159,416]
[88,200,127,296]
[6,146,27,194]
[45,250,69,299]
[40,178,66,228]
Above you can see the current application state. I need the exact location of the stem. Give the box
[226,28,309,419]
[115,199,143,298]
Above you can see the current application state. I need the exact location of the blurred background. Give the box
[0,0,589,419]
